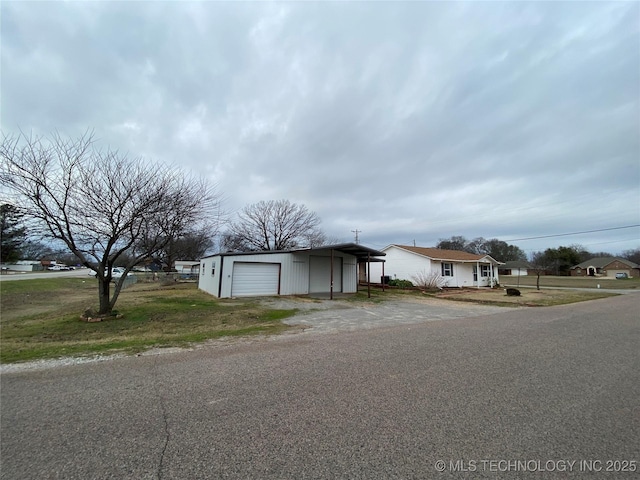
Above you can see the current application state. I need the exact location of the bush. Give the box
[388,279,414,289]
[411,270,445,290]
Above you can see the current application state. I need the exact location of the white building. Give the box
[198,243,385,298]
[2,260,43,272]
[368,245,502,288]
[174,261,200,275]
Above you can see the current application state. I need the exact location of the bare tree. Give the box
[621,248,640,265]
[18,239,55,260]
[154,226,217,269]
[224,199,324,251]
[1,131,222,315]
[529,251,551,290]
[438,235,526,262]
[436,235,468,251]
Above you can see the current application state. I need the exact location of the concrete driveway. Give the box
[262,295,515,334]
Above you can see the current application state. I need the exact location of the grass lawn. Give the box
[501,275,640,290]
[359,283,619,307]
[2,276,628,364]
[0,278,297,364]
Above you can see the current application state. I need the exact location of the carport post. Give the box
[382,260,385,292]
[367,252,371,298]
[330,249,334,300]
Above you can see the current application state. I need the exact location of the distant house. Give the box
[368,245,502,288]
[2,260,43,272]
[498,260,532,276]
[570,257,640,278]
[199,243,385,298]
[174,261,200,275]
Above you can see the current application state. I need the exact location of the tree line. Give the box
[436,235,640,275]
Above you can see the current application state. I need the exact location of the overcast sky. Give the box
[2,1,639,255]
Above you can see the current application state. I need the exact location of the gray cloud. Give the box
[2,1,638,255]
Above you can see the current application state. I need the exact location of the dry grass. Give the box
[0,278,296,363]
[501,275,640,290]
[432,287,617,307]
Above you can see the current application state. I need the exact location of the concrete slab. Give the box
[260,295,516,334]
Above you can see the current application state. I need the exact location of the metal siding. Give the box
[309,255,343,293]
[231,263,280,297]
[343,260,357,293]
[198,256,221,297]
[289,256,310,295]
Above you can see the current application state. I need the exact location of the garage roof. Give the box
[314,243,386,260]
[205,243,385,261]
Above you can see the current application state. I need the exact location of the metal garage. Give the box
[231,262,280,297]
[198,243,385,299]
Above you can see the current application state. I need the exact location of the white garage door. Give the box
[231,263,280,297]
[309,256,342,293]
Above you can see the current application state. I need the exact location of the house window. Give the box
[481,265,491,277]
[441,263,453,277]
[211,261,215,276]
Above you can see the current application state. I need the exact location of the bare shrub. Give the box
[411,270,445,290]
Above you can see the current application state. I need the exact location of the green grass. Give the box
[1,280,296,364]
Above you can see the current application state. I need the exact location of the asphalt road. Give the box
[1,295,638,479]
[0,269,92,281]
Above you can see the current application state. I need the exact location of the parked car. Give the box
[88,267,128,279]
[615,272,628,279]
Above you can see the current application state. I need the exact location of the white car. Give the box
[88,267,128,279]
[48,265,72,271]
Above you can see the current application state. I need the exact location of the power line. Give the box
[351,229,361,244]
[505,224,640,242]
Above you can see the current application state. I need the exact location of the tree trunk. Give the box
[536,272,541,291]
[98,279,112,315]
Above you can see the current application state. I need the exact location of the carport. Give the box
[198,243,385,299]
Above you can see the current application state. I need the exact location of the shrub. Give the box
[411,270,445,290]
[388,279,414,289]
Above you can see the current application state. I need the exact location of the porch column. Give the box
[490,262,494,287]
[477,261,480,289]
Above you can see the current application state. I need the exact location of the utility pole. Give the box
[351,229,361,244]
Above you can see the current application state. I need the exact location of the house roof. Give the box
[572,257,639,269]
[389,245,502,264]
[500,260,532,269]
[202,243,386,261]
